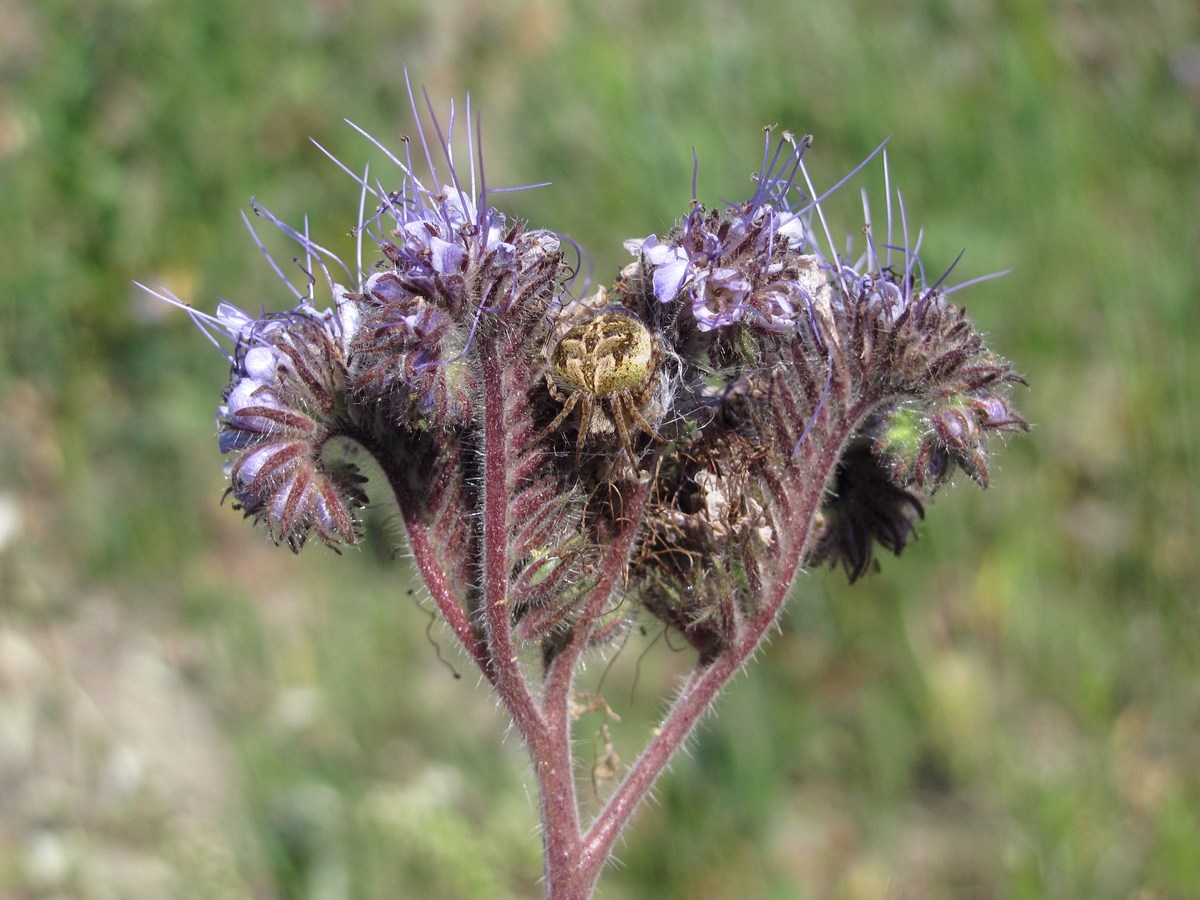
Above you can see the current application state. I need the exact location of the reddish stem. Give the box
[386,352,859,896]
[478,342,545,739]
[538,477,649,898]
[374,444,491,677]
[480,342,590,897]
[543,478,649,718]
[404,514,493,678]
[580,570,795,875]
[576,418,850,887]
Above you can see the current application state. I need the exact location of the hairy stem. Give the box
[479,341,545,737]
[375,443,491,676]
[578,420,848,884]
[539,478,649,898]
[479,341,590,898]
[543,478,649,714]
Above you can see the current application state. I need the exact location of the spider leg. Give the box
[625,399,665,445]
[574,394,595,465]
[534,391,580,448]
[610,392,642,470]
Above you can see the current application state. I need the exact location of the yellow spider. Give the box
[536,307,663,468]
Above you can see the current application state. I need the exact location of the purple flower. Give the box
[693,266,753,331]
[622,134,828,342]
[396,184,515,278]
[624,235,690,303]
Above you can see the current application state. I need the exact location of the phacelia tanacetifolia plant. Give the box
[142,85,1027,899]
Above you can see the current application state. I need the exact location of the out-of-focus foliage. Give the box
[1,0,1196,897]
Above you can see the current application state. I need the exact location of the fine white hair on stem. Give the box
[792,358,834,457]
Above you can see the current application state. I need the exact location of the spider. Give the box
[535,307,664,468]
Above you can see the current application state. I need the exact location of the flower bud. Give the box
[930,403,980,453]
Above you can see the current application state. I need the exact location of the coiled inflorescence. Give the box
[145,100,1025,657]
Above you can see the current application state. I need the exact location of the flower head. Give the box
[134,289,366,551]
[622,131,824,342]
[141,78,574,549]
[307,92,567,431]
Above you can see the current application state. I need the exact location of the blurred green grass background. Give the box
[1,0,1197,897]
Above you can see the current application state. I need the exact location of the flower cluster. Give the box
[626,198,809,334]
[146,100,1026,643]
[144,88,1030,897]
[351,176,565,430]
[206,297,365,550]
